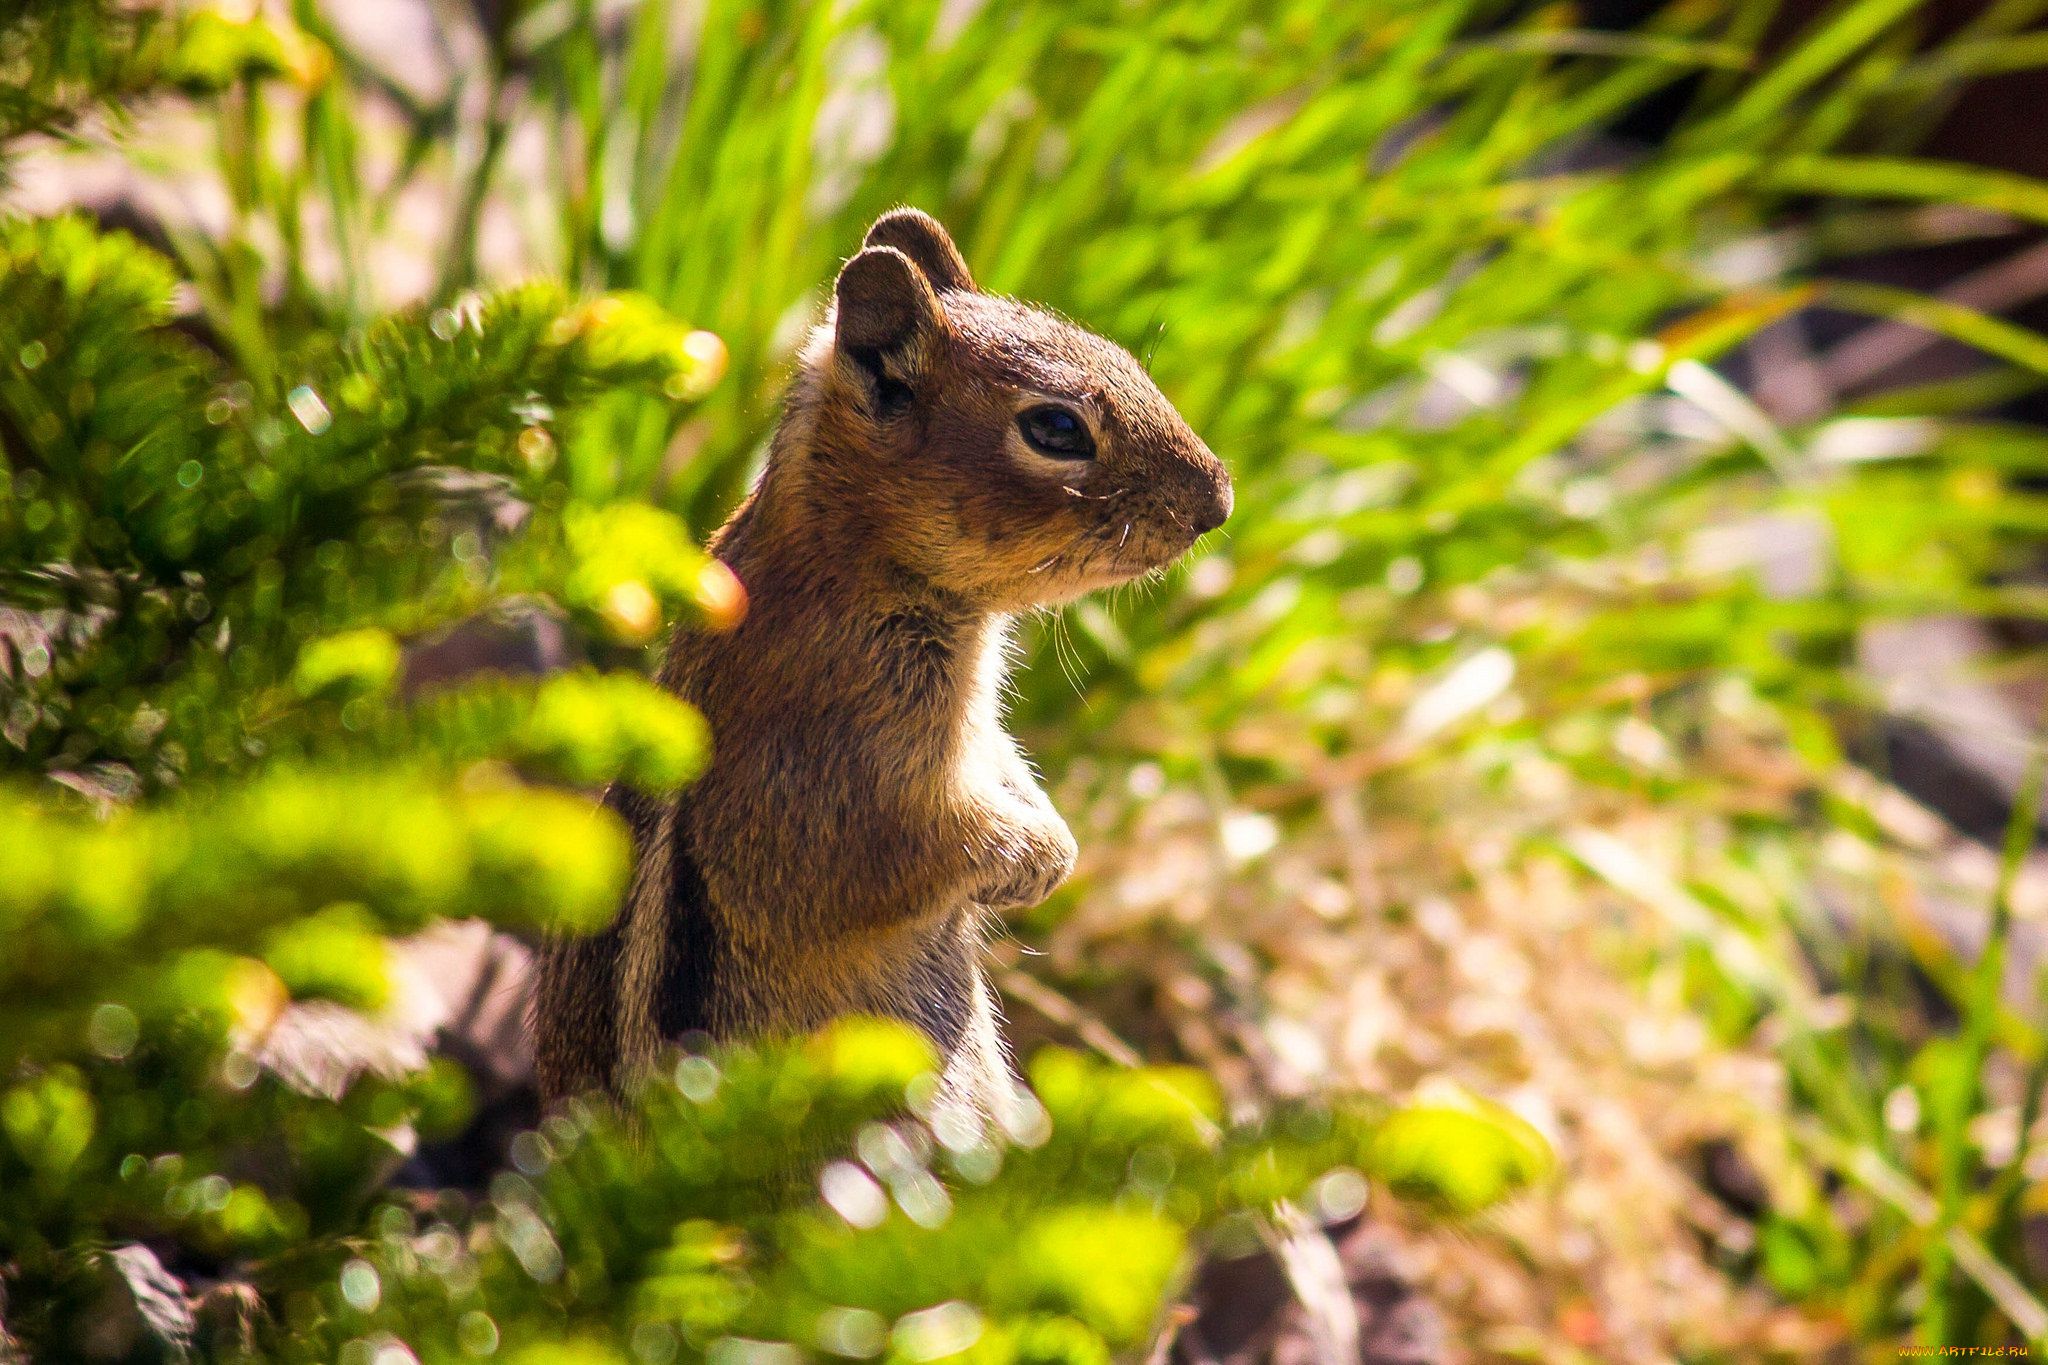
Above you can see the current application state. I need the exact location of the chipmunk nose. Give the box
[1192,478,1233,534]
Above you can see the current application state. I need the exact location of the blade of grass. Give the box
[1770,155,2048,230]
[1822,279,2048,378]
[1790,1119,2048,1343]
[1921,697,2048,1345]
[1694,0,1922,139]
[1896,31,2048,91]
[1455,31,1754,68]
[436,59,512,302]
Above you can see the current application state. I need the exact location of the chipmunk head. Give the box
[792,208,1231,610]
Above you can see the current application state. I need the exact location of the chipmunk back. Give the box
[533,209,1231,1121]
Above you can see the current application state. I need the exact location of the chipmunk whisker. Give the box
[1028,523,1097,574]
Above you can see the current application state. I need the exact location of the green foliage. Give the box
[280,1023,1471,1365]
[164,11,324,96]
[293,628,404,698]
[10,0,2048,1355]
[261,903,395,1012]
[0,1,169,144]
[0,29,748,1353]
[0,214,723,800]
[1364,1090,1553,1215]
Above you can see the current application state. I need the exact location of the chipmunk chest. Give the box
[723,911,979,1051]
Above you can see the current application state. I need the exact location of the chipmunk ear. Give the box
[862,208,975,294]
[833,246,944,400]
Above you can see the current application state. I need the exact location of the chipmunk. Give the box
[532,209,1231,1123]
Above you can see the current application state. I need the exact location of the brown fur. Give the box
[532,210,1231,1121]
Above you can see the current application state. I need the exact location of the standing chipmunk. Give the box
[533,209,1231,1122]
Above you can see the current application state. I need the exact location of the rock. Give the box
[79,1244,194,1363]
[1175,1219,1447,1365]
[253,919,535,1103]
[402,601,574,693]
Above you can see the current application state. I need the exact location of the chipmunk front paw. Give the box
[970,809,1076,910]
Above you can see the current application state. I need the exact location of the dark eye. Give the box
[1018,405,1095,460]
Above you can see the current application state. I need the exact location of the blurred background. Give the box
[12,0,2048,1358]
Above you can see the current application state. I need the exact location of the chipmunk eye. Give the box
[1018,404,1095,460]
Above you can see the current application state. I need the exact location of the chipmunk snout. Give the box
[1173,439,1232,537]
[1193,479,1233,534]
